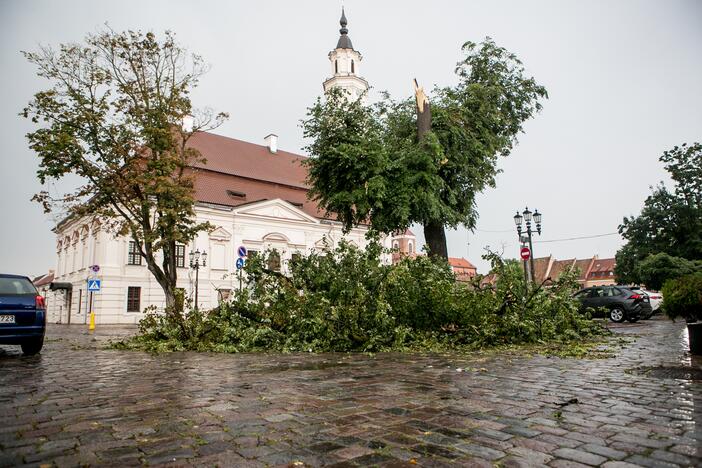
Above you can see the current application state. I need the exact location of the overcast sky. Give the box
[1,0,701,276]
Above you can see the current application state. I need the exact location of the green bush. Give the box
[637,253,702,291]
[661,273,702,322]
[118,238,605,353]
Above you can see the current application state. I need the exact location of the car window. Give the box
[604,287,617,297]
[574,290,589,298]
[589,288,604,298]
[0,277,37,295]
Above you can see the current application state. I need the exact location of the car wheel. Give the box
[609,308,625,323]
[642,310,654,320]
[21,338,44,355]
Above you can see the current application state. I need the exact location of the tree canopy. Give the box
[615,142,702,286]
[302,38,547,257]
[23,29,227,321]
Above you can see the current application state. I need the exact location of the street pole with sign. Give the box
[87,265,100,331]
[236,246,247,293]
[189,250,207,311]
[514,208,542,285]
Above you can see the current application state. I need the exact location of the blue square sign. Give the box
[87,279,101,292]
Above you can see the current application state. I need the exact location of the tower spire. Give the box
[336,7,353,49]
[340,7,348,34]
[324,7,368,101]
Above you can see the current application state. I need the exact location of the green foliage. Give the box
[661,273,702,322]
[301,38,547,240]
[636,253,702,291]
[118,239,605,353]
[615,143,702,284]
[22,28,227,315]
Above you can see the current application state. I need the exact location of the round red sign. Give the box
[520,247,531,260]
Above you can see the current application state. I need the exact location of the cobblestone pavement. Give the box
[1,318,701,467]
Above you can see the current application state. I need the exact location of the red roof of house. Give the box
[188,132,309,189]
[573,258,595,281]
[33,272,54,287]
[186,132,333,219]
[590,258,616,274]
[548,259,575,281]
[448,257,476,270]
[531,256,552,283]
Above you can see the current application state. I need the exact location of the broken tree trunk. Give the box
[414,79,448,259]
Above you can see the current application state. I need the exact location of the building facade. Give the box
[448,257,478,282]
[44,10,415,325]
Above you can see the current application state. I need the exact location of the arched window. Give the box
[335,60,338,74]
[408,242,414,254]
[393,241,399,250]
[351,59,355,73]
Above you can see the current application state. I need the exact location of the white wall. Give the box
[47,199,399,324]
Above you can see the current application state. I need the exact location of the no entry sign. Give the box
[520,247,531,260]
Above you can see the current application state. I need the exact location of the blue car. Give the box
[0,274,46,355]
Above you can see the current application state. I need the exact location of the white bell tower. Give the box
[322,8,369,102]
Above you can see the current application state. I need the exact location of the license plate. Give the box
[0,315,16,324]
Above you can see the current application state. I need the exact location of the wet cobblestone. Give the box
[1,318,700,467]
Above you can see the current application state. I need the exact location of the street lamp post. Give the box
[189,249,207,310]
[514,207,542,284]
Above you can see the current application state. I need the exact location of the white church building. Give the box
[45,10,417,325]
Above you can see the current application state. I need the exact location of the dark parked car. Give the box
[574,285,652,323]
[0,274,46,355]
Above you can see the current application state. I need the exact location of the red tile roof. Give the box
[531,256,552,283]
[188,131,309,189]
[186,132,335,219]
[573,258,595,281]
[33,272,54,287]
[190,168,330,219]
[590,258,616,274]
[448,257,477,270]
[548,259,576,282]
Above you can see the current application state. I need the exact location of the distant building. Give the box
[448,257,478,282]
[530,255,616,287]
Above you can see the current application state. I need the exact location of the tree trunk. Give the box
[423,220,449,259]
[414,79,449,260]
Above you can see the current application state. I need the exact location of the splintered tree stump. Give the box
[414,78,448,259]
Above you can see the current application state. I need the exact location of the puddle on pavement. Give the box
[630,365,702,381]
[250,360,352,373]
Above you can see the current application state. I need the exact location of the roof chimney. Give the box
[264,134,278,153]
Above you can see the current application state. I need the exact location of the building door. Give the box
[66,290,73,324]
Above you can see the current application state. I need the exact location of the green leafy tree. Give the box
[636,253,702,291]
[22,29,227,326]
[302,38,547,258]
[615,143,702,284]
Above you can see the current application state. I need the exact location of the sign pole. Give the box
[236,246,247,294]
[89,291,95,331]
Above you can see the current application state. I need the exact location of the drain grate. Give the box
[632,366,702,380]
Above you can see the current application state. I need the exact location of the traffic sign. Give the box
[236,257,245,270]
[87,279,101,292]
[520,247,531,261]
[90,264,100,273]
[237,246,248,257]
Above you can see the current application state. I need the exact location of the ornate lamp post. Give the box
[514,207,542,284]
[189,249,207,309]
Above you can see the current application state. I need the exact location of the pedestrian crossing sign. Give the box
[87,279,101,292]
